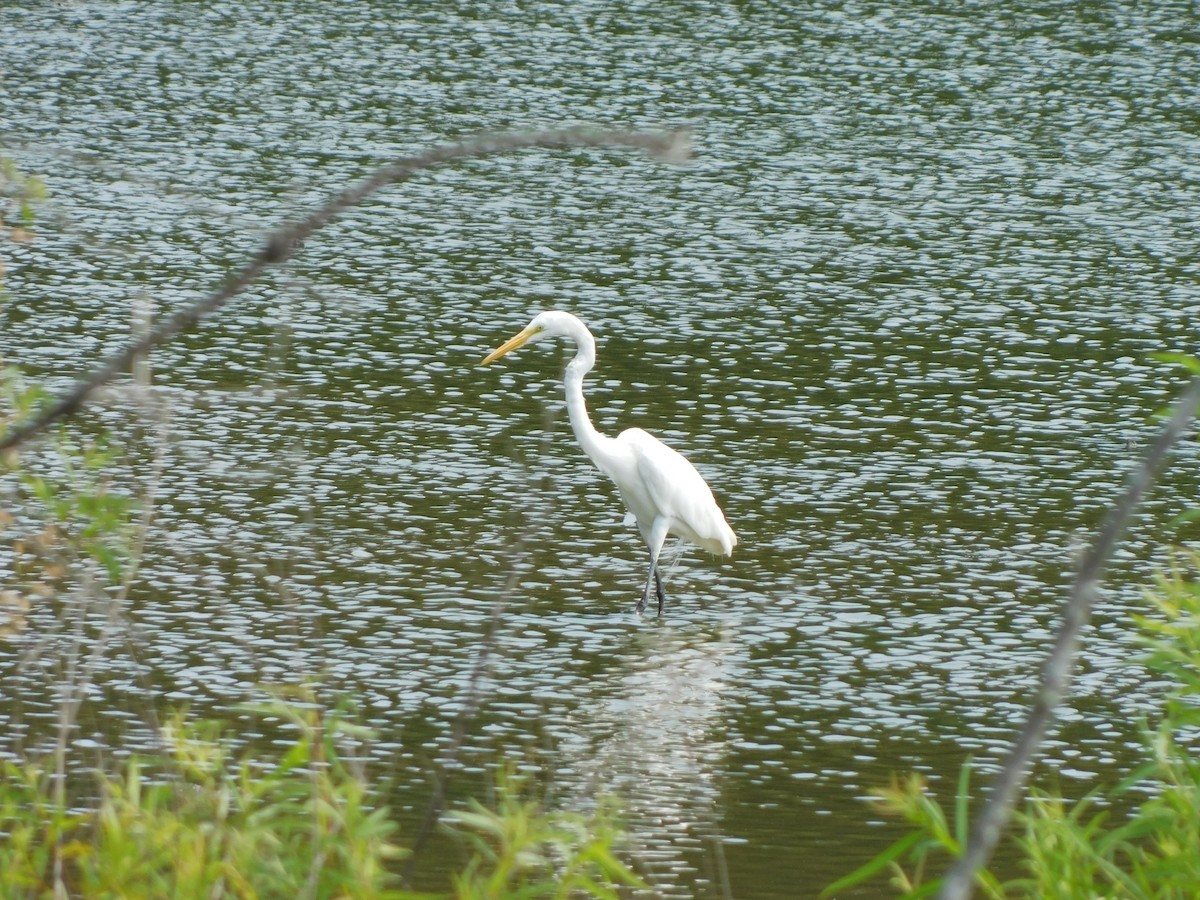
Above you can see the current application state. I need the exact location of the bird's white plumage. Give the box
[481,310,736,613]
[618,427,736,557]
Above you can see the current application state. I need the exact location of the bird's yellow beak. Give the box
[481,325,541,366]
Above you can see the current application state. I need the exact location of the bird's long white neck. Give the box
[561,323,615,472]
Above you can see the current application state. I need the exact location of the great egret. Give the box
[481,311,736,615]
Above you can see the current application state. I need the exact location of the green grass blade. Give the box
[820,830,923,898]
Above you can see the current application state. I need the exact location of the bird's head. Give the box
[480,311,582,365]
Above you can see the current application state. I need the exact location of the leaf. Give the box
[1168,508,1200,527]
[954,756,973,851]
[1151,351,1200,375]
[449,808,507,839]
[905,878,946,899]
[819,830,923,898]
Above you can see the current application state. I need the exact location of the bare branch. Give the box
[0,126,692,452]
[939,375,1200,900]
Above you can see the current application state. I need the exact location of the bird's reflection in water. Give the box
[554,619,741,896]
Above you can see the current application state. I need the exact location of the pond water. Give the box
[3,2,1200,896]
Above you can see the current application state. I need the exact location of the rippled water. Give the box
[3,2,1200,896]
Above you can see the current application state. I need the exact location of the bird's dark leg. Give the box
[636,518,671,617]
[636,559,655,615]
[635,550,668,617]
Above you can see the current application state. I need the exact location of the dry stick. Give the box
[0,126,691,453]
[400,416,556,887]
[400,553,525,888]
[939,375,1200,900]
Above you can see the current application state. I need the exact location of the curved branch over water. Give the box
[0,126,691,452]
[940,375,1200,900]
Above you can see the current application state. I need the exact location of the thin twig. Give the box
[400,553,525,884]
[400,409,558,887]
[0,125,691,452]
[939,375,1200,900]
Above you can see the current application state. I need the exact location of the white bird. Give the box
[481,310,736,615]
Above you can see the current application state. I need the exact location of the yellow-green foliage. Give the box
[447,768,643,899]
[81,703,405,899]
[1,697,408,899]
[0,761,88,896]
[0,694,643,899]
[820,766,1004,900]
[1009,552,1200,899]
[828,547,1200,899]
[0,155,46,252]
